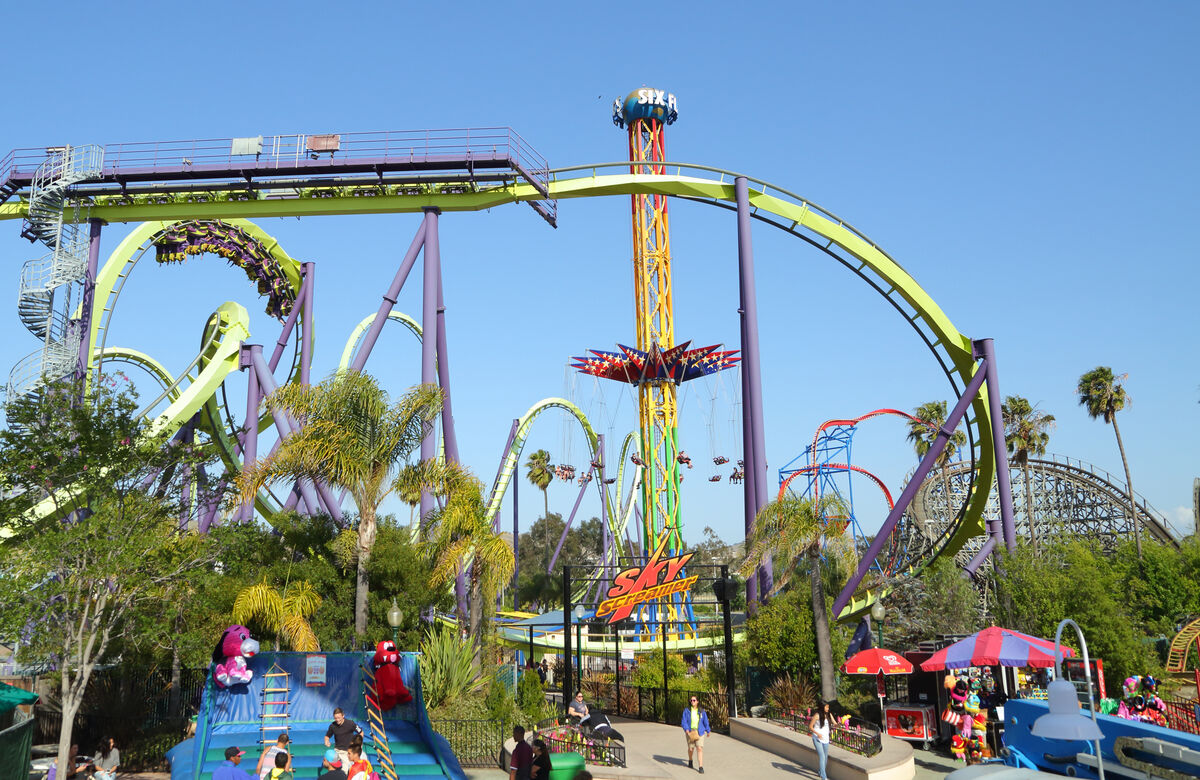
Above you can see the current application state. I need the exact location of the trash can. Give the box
[549,750,586,780]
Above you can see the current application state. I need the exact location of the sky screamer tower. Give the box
[573,89,738,609]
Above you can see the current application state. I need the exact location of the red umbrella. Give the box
[842,647,914,675]
[919,626,1074,671]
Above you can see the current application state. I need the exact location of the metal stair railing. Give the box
[360,665,399,780]
[259,663,292,746]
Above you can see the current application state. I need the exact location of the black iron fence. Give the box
[762,707,883,757]
[431,719,508,768]
[579,682,740,734]
[535,724,626,767]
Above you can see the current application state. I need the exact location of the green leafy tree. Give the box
[515,513,604,610]
[879,559,983,648]
[740,494,849,703]
[0,377,218,777]
[422,472,515,666]
[232,578,322,651]
[1077,367,1142,558]
[908,401,968,531]
[1001,396,1056,554]
[524,449,555,523]
[238,372,447,638]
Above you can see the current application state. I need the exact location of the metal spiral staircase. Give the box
[6,145,103,416]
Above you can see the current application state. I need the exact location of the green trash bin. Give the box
[548,750,585,780]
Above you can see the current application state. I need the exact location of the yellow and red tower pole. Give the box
[614,88,682,559]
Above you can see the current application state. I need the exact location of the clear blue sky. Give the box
[1,1,1196,546]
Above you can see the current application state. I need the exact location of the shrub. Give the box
[701,684,729,732]
[517,670,554,726]
[764,673,816,715]
[419,627,485,709]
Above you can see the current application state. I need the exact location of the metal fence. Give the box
[535,724,626,767]
[762,707,883,757]
[580,683,740,734]
[430,719,507,768]
[1162,699,1200,736]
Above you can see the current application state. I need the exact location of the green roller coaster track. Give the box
[1,163,996,625]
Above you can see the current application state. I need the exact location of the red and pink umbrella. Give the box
[842,647,914,675]
[919,626,1074,671]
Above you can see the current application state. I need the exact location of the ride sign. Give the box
[597,537,697,624]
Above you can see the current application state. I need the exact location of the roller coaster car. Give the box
[713,456,728,465]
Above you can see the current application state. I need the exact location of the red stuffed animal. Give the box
[373,640,412,710]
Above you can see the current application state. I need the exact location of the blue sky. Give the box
[1,1,1197,547]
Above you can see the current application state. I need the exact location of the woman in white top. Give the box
[810,701,831,780]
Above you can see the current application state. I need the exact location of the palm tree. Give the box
[739,494,849,703]
[232,578,322,651]
[907,401,967,533]
[1000,396,1055,553]
[525,449,554,522]
[422,471,515,667]
[238,372,449,638]
[1077,367,1141,558]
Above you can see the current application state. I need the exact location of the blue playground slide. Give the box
[167,651,465,780]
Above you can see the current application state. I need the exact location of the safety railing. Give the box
[535,723,626,768]
[430,718,508,768]
[1162,699,1200,736]
[761,707,883,757]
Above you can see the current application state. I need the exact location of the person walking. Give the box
[810,701,832,780]
[509,724,533,780]
[680,695,710,773]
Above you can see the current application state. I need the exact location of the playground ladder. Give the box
[259,663,292,746]
[360,665,399,780]
[1166,617,1200,673]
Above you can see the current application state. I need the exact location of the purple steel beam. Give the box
[300,262,314,385]
[267,269,309,373]
[248,346,343,522]
[976,338,1017,551]
[198,473,228,533]
[736,177,772,603]
[491,419,520,530]
[76,220,103,379]
[239,346,260,524]
[548,477,591,573]
[350,220,427,372]
[964,535,998,576]
[419,209,440,523]
[832,361,989,615]
[435,258,460,463]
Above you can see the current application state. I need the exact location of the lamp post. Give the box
[387,599,404,646]
[574,604,586,690]
[870,601,886,647]
[1031,619,1105,780]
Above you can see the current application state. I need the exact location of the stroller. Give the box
[580,707,625,743]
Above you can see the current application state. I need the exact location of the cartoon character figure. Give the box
[212,625,259,688]
[372,639,412,710]
[1140,676,1168,727]
[972,709,988,741]
[950,734,966,761]
[1117,676,1143,721]
[943,679,968,727]
[962,692,981,738]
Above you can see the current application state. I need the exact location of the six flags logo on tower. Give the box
[596,538,698,624]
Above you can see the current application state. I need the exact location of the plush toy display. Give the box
[372,639,412,710]
[1139,676,1168,727]
[942,678,968,727]
[950,734,966,761]
[962,692,981,738]
[213,625,260,688]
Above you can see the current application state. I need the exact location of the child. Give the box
[270,750,294,780]
[346,744,373,780]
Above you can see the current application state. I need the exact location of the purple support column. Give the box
[832,363,988,615]
[268,271,309,373]
[599,434,609,582]
[198,474,228,533]
[435,254,460,463]
[300,262,314,385]
[239,346,260,524]
[736,177,772,602]
[964,536,998,576]
[75,220,103,380]
[548,477,591,572]
[976,338,1017,552]
[419,209,440,523]
[351,221,427,372]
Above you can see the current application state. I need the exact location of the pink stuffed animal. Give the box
[212,625,260,688]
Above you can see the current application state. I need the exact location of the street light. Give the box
[387,599,404,646]
[870,601,886,647]
[574,604,586,690]
[1031,618,1105,780]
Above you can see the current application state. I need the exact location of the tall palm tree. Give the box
[524,449,554,522]
[238,372,449,638]
[232,578,322,651]
[739,494,849,703]
[422,472,515,667]
[1077,367,1141,558]
[1000,396,1055,553]
[907,401,967,534]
